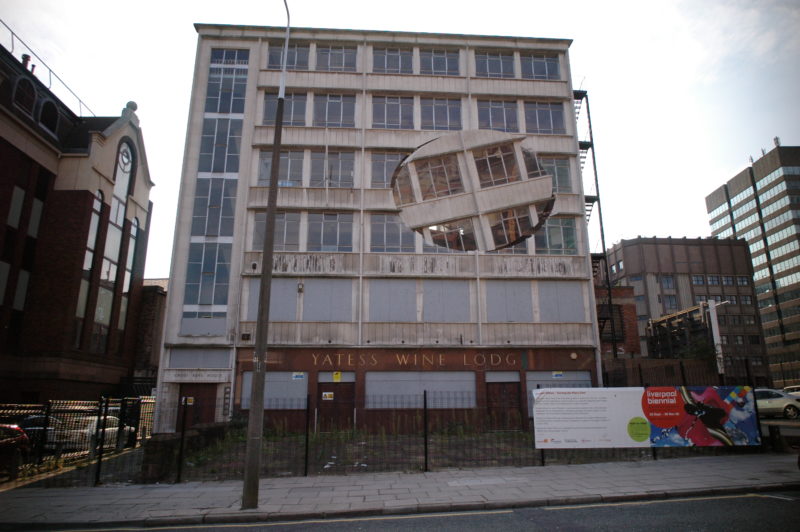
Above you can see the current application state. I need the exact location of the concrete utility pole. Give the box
[242,0,290,510]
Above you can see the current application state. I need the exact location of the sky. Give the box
[2,0,799,278]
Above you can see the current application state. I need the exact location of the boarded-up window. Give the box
[169,348,230,369]
[241,371,308,409]
[302,279,353,322]
[538,281,584,322]
[369,279,415,322]
[485,280,532,323]
[365,371,476,408]
[424,280,469,322]
[248,278,297,321]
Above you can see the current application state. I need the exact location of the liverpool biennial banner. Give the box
[532,386,760,449]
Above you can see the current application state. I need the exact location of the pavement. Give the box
[1,452,799,530]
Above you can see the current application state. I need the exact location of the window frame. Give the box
[420,97,462,131]
[475,51,514,78]
[477,100,519,132]
[372,95,414,129]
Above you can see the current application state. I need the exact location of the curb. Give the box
[4,481,800,531]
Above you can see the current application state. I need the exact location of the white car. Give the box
[52,416,134,451]
[754,389,800,420]
[783,385,800,397]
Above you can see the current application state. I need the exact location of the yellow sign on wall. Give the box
[322,392,334,401]
[333,371,341,382]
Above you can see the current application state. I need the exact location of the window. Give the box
[663,294,677,310]
[205,67,247,113]
[691,275,705,285]
[487,207,532,250]
[184,243,231,305]
[520,53,559,80]
[39,101,58,133]
[733,335,744,345]
[524,102,566,134]
[478,100,518,132]
[737,276,750,286]
[211,48,249,65]
[415,155,464,200]
[475,51,514,78]
[539,157,571,192]
[708,275,720,285]
[610,264,617,274]
[191,178,237,237]
[720,335,728,345]
[743,315,756,325]
[253,211,300,251]
[749,335,761,345]
[534,218,577,255]
[13,78,35,114]
[392,166,415,206]
[695,294,707,304]
[313,94,355,127]
[370,214,416,252]
[424,280,470,322]
[420,49,459,76]
[717,315,726,325]
[316,45,357,72]
[728,295,737,304]
[741,295,752,305]
[723,276,734,286]
[307,212,353,252]
[372,96,413,129]
[661,275,675,289]
[522,149,546,180]
[310,151,354,188]
[617,261,624,271]
[371,152,405,188]
[263,93,306,126]
[267,43,309,70]
[429,218,476,252]
[199,118,242,173]
[373,48,412,73]
[487,280,533,323]
[708,295,723,303]
[258,150,303,187]
[420,98,461,131]
[728,315,742,325]
[473,143,520,188]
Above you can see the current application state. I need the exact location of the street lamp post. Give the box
[241,0,290,510]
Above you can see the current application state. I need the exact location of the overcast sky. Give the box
[3,0,799,278]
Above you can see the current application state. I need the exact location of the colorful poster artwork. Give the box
[532,386,760,449]
[647,386,760,447]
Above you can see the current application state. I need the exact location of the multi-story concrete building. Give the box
[0,43,153,401]
[605,237,768,384]
[706,143,800,387]
[155,24,601,431]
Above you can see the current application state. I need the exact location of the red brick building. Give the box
[0,43,153,401]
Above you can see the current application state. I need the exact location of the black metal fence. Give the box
[0,397,154,486]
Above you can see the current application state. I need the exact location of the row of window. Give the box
[254,148,571,192]
[260,92,567,134]
[12,77,59,134]
[236,278,584,325]
[690,274,751,286]
[248,211,578,256]
[719,334,761,346]
[695,294,752,305]
[261,44,561,79]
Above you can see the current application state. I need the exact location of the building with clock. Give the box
[0,42,154,401]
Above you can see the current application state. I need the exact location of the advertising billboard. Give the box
[532,386,760,449]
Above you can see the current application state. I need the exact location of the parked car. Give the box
[18,415,63,450]
[783,385,800,397]
[754,389,800,419]
[51,416,135,452]
[0,424,31,479]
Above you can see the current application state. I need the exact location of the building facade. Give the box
[155,25,600,432]
[605,237,768,384]
[706,143,800,387]
[0,45,153,401]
